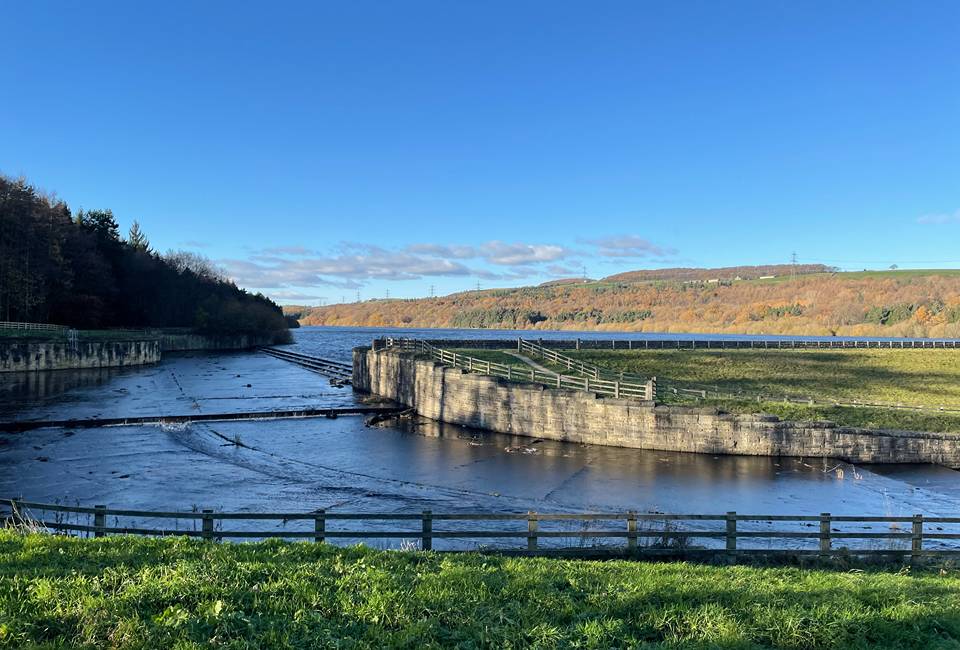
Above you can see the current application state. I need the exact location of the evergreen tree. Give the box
[127,220,151,252]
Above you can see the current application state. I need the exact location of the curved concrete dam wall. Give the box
[353,347,960,468]
[0,340,161,372]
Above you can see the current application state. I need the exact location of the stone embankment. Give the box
[353,347,960,468]
[0,340,161,372]
[0,332,284,372]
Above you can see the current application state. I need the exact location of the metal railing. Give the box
[4,499,959,558]
[260,347,352,380]
[384,338,655,401]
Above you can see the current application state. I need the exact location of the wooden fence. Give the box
[0,321,68,334]
[4,500,959,559]
[384,338,655,401]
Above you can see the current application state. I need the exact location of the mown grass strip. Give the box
[1,531,960,648]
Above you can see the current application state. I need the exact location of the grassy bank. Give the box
[441,347,960,432]
[562,348,960,432]
[2,531,960,648]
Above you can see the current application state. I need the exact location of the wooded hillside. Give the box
[0,176,288,339]
[292,269,960,338]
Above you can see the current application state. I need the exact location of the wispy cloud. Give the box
[407,240,573,266]
[221,235,673,296]
[578,235,676,258]
[179,240,210,248]
[918,209,960,225]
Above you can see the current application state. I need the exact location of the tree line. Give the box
[295,271,960,338]
[0,175,288,339]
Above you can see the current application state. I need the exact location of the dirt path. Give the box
[504,352,558,376]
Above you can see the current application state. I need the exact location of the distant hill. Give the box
[293,265,960,338]
[538,278,593,287]
[603,264,832,283]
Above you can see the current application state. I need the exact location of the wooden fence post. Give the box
[819,513,831,556]
[314,510,325,543]
[556,374,561,389]
[527,511,538,551]
[517,337,522,352]
[94,505,106,538]
[627,512,637,552]
[912,514,923,563]
[201,510,215,541]
[422,510,432,551]
[726,512,737,552]
[507,366,512,381]
[614,381,620,399]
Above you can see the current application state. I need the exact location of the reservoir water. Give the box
[3,326,959,549]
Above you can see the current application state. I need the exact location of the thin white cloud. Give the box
[478,241,571,265]
[918,209,960,225]
[223,235,673,295]
[405,243,478,259]
[578,235,676,258]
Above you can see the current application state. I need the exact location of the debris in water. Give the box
[34,456,49,462]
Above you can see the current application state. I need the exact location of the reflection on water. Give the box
[3,326,960,552]
[0,367,123,418]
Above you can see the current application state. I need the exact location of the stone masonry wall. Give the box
[354,347,960,468]
[0,340,161,372]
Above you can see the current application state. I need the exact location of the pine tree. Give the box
[127,220,151,252]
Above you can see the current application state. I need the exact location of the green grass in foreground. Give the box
[2,532,960,649]
[563,349,960,432]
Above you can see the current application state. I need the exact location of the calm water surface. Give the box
[2,326,958,549]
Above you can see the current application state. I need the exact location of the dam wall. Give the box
[353,347,960,468]
[0,340,161,372]
[159,332,280,352]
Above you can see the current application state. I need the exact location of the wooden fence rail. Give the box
[0,321,69,333]
[384,338,655,401]
[5,500,960,558]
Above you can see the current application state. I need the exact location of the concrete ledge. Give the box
[353,348,960,468]
[0,340,161,372]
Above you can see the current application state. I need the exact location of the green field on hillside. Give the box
[2,531,960,649]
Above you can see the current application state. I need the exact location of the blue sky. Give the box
[3,1,958,304]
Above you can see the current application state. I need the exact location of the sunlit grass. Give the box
[2,531,959,648]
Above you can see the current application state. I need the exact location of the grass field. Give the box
[564,349,960,432]
[0,328,160,342]
[565,349,960,407]
[2,531,960,649]
[446,347,960,432]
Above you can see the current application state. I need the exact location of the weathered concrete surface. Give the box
[160,333,279,351]
[0,340,161,372]
[354,347,960,468]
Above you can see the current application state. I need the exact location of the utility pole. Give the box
[476,281,481,291]
[791,252,798,281]
[356,290,360,303]
[582,264,587,281]
[429,284,435,298]
[385,288,390,300]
